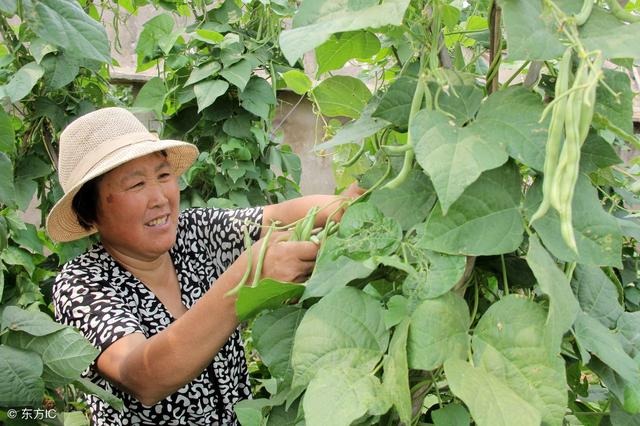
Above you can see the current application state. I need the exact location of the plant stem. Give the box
[501,60,531,89]
[252,224,276,286]
[500,254,509,295]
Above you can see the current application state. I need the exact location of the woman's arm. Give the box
[96,237,317,406]
[261,184,364,237]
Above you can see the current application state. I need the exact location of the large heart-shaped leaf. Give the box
[0,345,44,406]
[23,0,110,63]
[252,306,305,381]
[6,328,98,387]
[304,367,390,426]
[473,296,568,426]
[1,306,66,336]
[407,292,470,371]
[194,80,229,113]
[316,31,381,75]
[414,87,545,212]
[291,287,389,388]
[279,0,410,65]
[2,62,44,103]
[312,76,371,119]
[0,108,14,157]
[444,358,541,426]
[572,265,624,329]
[421,162,524,256]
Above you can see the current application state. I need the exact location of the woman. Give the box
[47,107,355,425]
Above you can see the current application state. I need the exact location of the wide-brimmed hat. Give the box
[46,107,199,242]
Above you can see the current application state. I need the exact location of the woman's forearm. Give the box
[110,260,246,405]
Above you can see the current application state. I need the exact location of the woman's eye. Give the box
[129,181,144,189]
[159,172,171,180]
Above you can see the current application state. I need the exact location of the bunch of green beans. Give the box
[225,207,340,297]
[531,47,603,253]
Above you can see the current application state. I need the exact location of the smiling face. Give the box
[94,152,180,262]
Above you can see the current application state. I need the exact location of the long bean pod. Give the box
[531,48,572,223]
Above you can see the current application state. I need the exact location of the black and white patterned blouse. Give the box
[53,207,263,425]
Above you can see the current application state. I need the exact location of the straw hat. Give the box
[46,107,199,242]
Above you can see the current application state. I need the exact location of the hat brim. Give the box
[46,139,199,243]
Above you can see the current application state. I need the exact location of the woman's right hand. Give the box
[241,232,319,283]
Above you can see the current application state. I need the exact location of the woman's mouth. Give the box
[146,215,169,227]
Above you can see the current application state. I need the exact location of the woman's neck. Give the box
[103,242,173,283]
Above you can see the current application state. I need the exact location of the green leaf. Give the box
[407,292,470,370]
[291,287,389,388]
[41,53,80,90]
[280,0,410,65]
[335,202,403,260]
[0,215,7,252]
[414,87,545,212]
[1,246,36,276]
[383,295,409,329]
[413,110,507,213]
[580,6,640,60]
[0,108,15,157]
[372,75,417,129]
[28,38,57,64]
[574,311,639,379]
[314,113,389,150]
[0,0,16,14]
[2,61,44,103]
[525,174,623,267]
[382,319,412,424]
[315,31,380,75]
[444,358,541,426]
[74,377,124,411]
[193,29,224,44]
[56,411,89,426]
[432,403,471,426]
[0,345,44,406]
[579,132,622,174]
[239,77,276,120]
[1,306,65,336]
[496,0,564,61]
[595,69,634,136]
[421,162,524,256]
[526,236,580,352]
[369,169,437,230]
[135,14,174,61]
[253,306,305,381]
[572,265,624,329]
[10,222,44,255]
[431,83,484,126]
[281,69,312,95]
[6,328,98,387]
[312,75,371,119]
[236,279,305,321]
[0,151,15,207]
[23,0,110,63]
[403,249,467,301]
[193,79,229,113]
[302,236,377,300]
[618,312,640,359]
[473,296,568,426]
[220,59,253,91]
[476,87,547,171]
[132,77,167,118]
[185,61,221,86]
[304,367,390,426]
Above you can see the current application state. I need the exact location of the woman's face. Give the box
[94,152,180,261]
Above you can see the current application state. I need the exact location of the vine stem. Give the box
[486,2,502,94]
[500,254,509,295]
[501,60,531,89]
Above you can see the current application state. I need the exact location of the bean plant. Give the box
[232,0,640,425]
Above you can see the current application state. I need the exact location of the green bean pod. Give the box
[605,0,640,23]
[574,0,594,25]
[531,48,572,224]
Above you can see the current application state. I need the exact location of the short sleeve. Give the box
[53,262,143,355]
[177,207,263,268]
